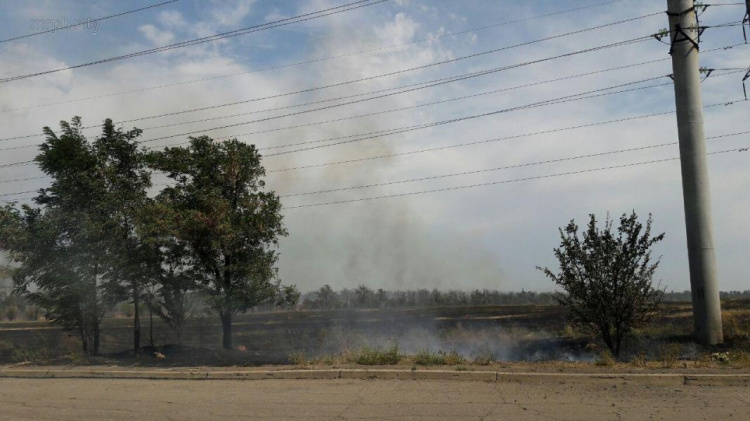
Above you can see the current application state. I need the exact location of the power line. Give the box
[262,76,747,158]
[0,0,388,84]
[262,99,748,173]
[133,60,672,137]
[0,77,673,177]
[283,147,749,209]
[0,11,663,142]
[140,73,673,148]
[0,54,671,149]
[0,0,627,113]
[0,176,46,185]
[130,39,657,146]
[5,131,748,201]
[0,92,745,175]
[0,0,180,43]
[135,76,674,154]
[280,132,750,197]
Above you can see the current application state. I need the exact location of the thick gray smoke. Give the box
[265,13,506,292]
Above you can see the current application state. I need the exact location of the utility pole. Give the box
[666,0,723,344]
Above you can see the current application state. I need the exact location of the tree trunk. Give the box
[80,326,89,356]
[221,311,232,350]
[149,303,154,348]
[601,325,616,358]
[93,322,100,356]
[133,280,141,353]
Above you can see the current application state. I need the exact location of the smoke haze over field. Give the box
[0,0,748,292]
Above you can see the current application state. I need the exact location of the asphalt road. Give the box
[0,378,748,420]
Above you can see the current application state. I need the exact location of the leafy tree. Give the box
[1,120,106,354]
[538,212,665,358]
[0,118,151,355]
[147,136,295,350]
[315,284,339,309]
[92,119,151,353]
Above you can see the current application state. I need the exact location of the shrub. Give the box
[539,212,665,359]
[5,306,18,321]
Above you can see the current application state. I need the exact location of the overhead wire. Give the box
[0,0,180,43]
[262,100,749,173]
[283,147,750,209]
[0,10,664,142]
[0,0,627,113]
[0,0,388,84]
[4,131,748,200]
[280,132,750,197]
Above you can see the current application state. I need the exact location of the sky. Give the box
[0,0,748,293]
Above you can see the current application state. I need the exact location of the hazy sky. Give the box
[0,0,748,293]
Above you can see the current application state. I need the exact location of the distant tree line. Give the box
[299,284,750,311]
[0,118,297,355]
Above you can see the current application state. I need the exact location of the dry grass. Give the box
[595,350,615,367]
[412,350,466,366]
[657,343,683,368]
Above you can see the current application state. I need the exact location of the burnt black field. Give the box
[0,302,747,366]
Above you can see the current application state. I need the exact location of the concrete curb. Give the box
[0,369,748,386]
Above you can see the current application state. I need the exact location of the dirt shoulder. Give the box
[2,361,750,375]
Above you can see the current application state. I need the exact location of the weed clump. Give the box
[413,350,465,366]
[595,350,615,367]
[631,351,647,368]
[288,352,307,366]
[355,344,401,365]
[657,343,683,368]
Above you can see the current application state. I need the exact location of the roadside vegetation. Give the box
[0,117,297,356]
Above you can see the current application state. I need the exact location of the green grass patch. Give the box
[354,344,402,365]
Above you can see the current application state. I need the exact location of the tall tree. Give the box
[0,118,151,355]
[92,119,151,353]
[538,212,665,358]
[0,118,150,355]
[148,136,295,350]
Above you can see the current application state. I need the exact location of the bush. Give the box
[5,306,18,321]
[539,212,665,359]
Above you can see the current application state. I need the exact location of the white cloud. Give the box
[138,24,175,46]
[0,1,748,293]
[158,10,187,29]
[209,0,255,27]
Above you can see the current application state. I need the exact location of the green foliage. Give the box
[538,212,665,358]
[146,136,296,349]
[0,117,149,355]
[355,344,402,365]
[5,305,18,321]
